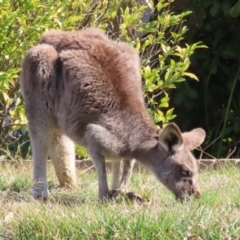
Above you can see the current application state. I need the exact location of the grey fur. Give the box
[20,28,206,200]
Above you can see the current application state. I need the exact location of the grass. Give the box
[0,161,239,239]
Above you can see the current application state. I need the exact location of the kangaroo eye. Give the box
[181,170,187,176]
[181,170,192,177]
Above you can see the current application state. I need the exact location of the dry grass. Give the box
[0,161,239,239]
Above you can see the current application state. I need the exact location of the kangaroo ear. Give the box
[182,128,206,150]
[159,123,183,153]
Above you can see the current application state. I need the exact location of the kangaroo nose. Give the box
[194,190,201,198]
[193,188,201,198]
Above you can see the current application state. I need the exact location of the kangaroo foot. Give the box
[126,191,146,204]
[108,190,147,205]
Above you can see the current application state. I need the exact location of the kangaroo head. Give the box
[157,123,205,200]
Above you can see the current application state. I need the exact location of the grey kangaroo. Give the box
[20,28,206,201]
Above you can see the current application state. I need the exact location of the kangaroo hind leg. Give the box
[20,44,59,200]
[29,124,52,200]
[49,132,77,189]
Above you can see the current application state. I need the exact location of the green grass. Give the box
[0,161,239,239]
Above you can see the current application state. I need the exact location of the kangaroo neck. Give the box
[99,109,158,155]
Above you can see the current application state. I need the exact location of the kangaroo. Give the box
[20,28,205,201]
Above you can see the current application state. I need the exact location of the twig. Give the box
[80,165,95,174]
[226,146,236,159]
[203,134,222,151]
[2,123,26,129]
[198,149,216,160]
[78,0,101,29]
[95,0,111,25]
[196,146,204,159]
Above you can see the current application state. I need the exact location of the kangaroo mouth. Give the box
[175,189,201,202]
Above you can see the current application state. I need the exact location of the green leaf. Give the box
[166,108,174,117]
[1,91,10,105]
[210,3,220,16]
[219,49,237,59]
[183,72,199,81]
[160,97,169,108]
[174,92,184,106]
[209,59,218,74]
[222,0,231,16]
[161,44,167,53]
[184,83,198,99]
[166,113,176,122]
[221,127,233,137]
[230,1,240,17]
[174,78,185,83]
[145,21,157,33]
[233,119,240,133]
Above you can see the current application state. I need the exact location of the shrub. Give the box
[0,0,203,159]
[173,0,240,157]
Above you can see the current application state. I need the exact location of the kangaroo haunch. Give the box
[20,28,206,201]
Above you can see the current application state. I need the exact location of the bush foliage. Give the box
[0,0,203,159]
[172,0,240,158]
